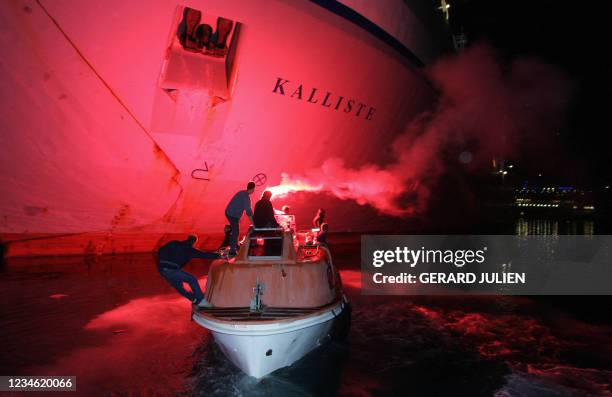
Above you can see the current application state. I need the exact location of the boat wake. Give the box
[189,291,611,396]
[190,339,349,397]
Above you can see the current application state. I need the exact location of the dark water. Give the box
[0,219,611,396]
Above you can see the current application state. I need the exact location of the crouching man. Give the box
[157,235,220,308]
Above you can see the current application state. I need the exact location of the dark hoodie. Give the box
[253,199,279,228]
[157,238,219,269]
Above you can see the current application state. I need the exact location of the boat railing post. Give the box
[250,277,266,312]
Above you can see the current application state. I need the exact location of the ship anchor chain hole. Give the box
[266,349,272,356]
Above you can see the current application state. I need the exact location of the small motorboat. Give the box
[192,218,350,378]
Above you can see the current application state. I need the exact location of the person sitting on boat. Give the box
[274,205,291,216]
[316,223,329,246]
[157,235,220,308]
[313,208,326,229]
[217,224,232,251]
[253,190,280,229]
[225,181,255,256]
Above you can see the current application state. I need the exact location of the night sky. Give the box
[449,0,611,186]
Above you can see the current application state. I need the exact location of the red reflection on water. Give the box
[338,375,382,397]
[25,278,210,396]
[526,365,612,395]
[413,305,441,320]
[412,305,564,361]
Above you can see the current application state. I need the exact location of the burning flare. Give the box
[266,159,415,217]
[268,43,572,218]
[267,175,323,197]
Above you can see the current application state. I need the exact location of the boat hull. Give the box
[193,298,349,378]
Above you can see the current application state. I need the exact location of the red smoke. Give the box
[267,43,573,216]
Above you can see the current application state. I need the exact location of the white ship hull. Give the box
[0,0,444,256]
[193,298,349,378]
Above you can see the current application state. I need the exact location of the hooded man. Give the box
[253,190,280,229]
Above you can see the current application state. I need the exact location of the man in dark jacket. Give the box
[225,181,256,256]
[316,223,329,246]
[157,235,220,308]
[253,191,279,229]
[217,224,232,251]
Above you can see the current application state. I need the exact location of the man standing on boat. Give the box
[225,181,255,256]
[157,235,220,308]
[253,191,280,229]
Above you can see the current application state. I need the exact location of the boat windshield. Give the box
[247,229,284,260]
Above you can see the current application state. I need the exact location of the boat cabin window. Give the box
[247,230,284,260]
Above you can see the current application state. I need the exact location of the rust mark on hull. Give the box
[24,206,49,216]
[152,143,183,190]
[110,204,132,228]
[152,144,164,157]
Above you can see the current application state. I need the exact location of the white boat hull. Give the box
[193,298,349,378]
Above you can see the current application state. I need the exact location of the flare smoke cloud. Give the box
[269,43,573,216]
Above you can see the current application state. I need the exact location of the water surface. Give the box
[0,219,610,396]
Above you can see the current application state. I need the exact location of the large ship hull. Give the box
[0,0,442,256]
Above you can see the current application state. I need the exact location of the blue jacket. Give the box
[225,190,253,219]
